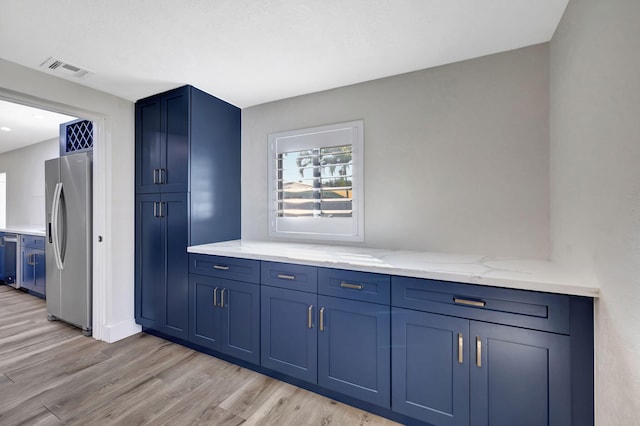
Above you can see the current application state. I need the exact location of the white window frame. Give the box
[268,120,364,242]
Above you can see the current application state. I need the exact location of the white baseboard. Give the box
[98,319,142,343]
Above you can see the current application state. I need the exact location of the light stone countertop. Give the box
[188,240,599,298]
[0,226,46,237]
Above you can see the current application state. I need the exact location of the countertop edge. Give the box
[0,226,46,237]
[188,241,600,298]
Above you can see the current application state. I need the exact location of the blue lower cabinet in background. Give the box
[20,235,46,297]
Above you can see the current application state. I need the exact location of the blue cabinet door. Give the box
[190,274,260,365]
[392,308,470,426]
[135,96,162,194]
[162,192,189,338]
[221,279,260,365]
[135,194,165,328]
[161,87,189,193]
[135,193,188,339]
[318,295,390,408]
[20,246,35,292]
[33,248,45,296]
[135,86,189,194]
[469,321,571,426]
[189,274,222,351]
[261,285,317,383]
[0,232,5,281]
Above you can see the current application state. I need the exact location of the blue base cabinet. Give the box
[138,253,594,426]
[392,276,582,426]
[469,321,570,426]
[189,273,260,364]
[318,295,390,408]
[20,235,45,297]
[392,308,571,426]
[261,285,318,383]
[392,308,470,426]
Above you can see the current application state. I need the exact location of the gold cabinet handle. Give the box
[319,307,325,332]
[213,287,219,306]
[220,288,226,308]
[453,297,486,308]
[308,305,313,328]
[277,274,296,280]
[340,282,364,290]
[476,337,482,367]
[213,265,230,271]
[458,333,463,364]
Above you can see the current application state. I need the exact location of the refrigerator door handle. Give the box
[51,182,64,270]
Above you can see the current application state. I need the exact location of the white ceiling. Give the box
[0,100,77,154]
[0,0,569,109]
[0,1,568,152]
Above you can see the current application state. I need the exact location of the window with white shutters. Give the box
[268,120,363,241]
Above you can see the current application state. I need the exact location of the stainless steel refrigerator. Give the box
[45,152,92,336]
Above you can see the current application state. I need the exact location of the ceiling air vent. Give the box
[40,57,92,78]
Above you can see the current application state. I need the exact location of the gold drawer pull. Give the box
[213,265,230,271]
[277,274,296,280]
[340,282,364,290]
[453,297,486,308]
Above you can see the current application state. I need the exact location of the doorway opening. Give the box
[0,89,107,341]
[0,172,6,229]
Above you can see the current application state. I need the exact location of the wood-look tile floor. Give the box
[0,285,401,425]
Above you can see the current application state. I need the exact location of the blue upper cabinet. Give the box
[134,85,241,245]
[135,86,188,194]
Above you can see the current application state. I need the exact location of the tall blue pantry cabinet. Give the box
[135,85,241,339]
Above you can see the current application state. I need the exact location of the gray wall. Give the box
[243,44,550,258]
[0,138,57,227]
[550,0,640,423]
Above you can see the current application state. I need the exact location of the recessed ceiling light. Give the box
[0,126,11,132]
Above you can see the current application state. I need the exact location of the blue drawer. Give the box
[392,276,571,334]
[21,235,45,249]
[189,254,260,284]
[318,268,390,305]
[261,261,317,293]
